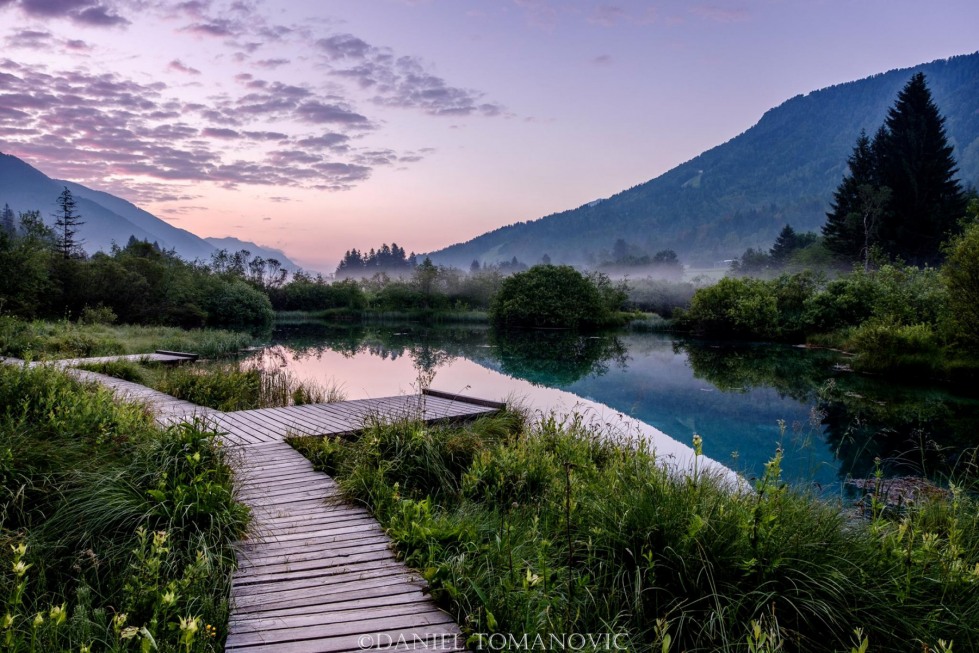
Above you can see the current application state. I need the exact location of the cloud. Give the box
[589,5,626,27]
[74,4,128,26]
[317,33,371,60]
[14,0,129,26]
[592,54,612,66]
[691,5,749,23]
[255,57,290,69]
[5,29,52,48]
[295,100,371,126]
[183,18,239,37]
[0,60,394,197]
[167,59,201,75]
[317,33,505,118]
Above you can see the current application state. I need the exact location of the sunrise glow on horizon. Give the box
[1,0,977,272]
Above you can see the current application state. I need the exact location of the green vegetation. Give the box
[0,216,273,330]
[0,317,251,360]
[823,73,966,267]
[292,413,979,652]
[490,265,628,329]
[673,263,979,378]
[0,362,248,651]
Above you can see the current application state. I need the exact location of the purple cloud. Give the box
[295,100,371,126]
[168,59,201,75]
[14,0,129,26]
[318,34,505,118]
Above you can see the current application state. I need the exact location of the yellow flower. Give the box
[692,434,703,456]
[112,613,127,632]
[120,626,139,640]
[161,590,178,607]
[10,543,26,558]
[11,560,30,578]
[49,603,67,627]
[2,613,14,629]
[80,645,91,653]
[32,613,43,628]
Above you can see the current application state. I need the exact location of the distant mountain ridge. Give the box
[0,152,299,270]
[429,52,979,268]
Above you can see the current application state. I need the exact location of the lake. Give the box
[250,321,979,492]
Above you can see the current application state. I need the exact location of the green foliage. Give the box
[942,222,979,349]
[490,265,627,329]
[292,413,979,652]
[0,318,251,360]
[0,363,247,652]
[824,74,967,266]
[677,266,949,349]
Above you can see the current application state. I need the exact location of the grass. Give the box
[77,357,346,412]
[0,362,249,652]
[290,411,979,653]
[0,316,253,360]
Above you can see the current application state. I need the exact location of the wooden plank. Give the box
[424,388,505,410]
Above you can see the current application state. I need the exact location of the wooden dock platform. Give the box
[17,355,500,652]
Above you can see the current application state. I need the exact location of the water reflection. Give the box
[261,322,979,487]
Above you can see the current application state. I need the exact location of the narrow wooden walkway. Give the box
[13,356,499,652]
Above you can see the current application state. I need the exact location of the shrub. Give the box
[490,265,626,329]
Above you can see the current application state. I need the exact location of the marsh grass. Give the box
[153,359,345,411]
[291,411,979,653]
[0,363,248,652]
[0,316,252,360]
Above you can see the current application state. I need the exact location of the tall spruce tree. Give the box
[875,72,966,265]
[824,74,965,266]
[1,203,14,234]
[53,186,84,259]
[822,129,884,261]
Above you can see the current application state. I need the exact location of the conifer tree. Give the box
[1,203,14,234]
[54,186,84,259]
[822,129,883,261]
[769,225,799,265]
[875,72,966,265]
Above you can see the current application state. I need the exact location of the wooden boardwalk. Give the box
[14,356,499,652]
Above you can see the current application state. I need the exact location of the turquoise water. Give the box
[259,322,979,490]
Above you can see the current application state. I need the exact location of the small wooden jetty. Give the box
[10,355,501,652]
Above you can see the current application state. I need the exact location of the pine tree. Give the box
[875,72,966,265]
[1,203,14,234]
[54,187,84,259]
[822,129,883,261]
[769,225,799,265]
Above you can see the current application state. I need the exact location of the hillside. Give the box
[0,152,298,270]
[429,52,979,268]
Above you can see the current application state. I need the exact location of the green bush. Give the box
[490,265,626,329]
[292,413,979,652]
[0,363,247,652]
[675,276,782,339]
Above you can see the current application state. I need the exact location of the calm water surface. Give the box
[253,322,979,491]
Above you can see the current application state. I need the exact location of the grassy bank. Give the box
[291,412,979,653]
[76,357,345,411]
[0,317,253,360]
[0,362,249,652]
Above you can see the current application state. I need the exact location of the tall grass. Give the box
[0,362,248,652]
[154,360,345,411]
[291,412,979,652]
[0,316,252,360]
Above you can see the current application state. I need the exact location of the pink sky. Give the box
[1,0,977,272]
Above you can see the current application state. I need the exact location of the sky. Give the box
[1,0,977,272]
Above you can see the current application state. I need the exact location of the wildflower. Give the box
[80,645,91,653]
[11,560,30,578]
[692,434,703,456]
[10,543,26,558]
[179,615,200,649]
[120,626,139,640]
[204,623,217,638]
[49,603,67,626]
[152,531,168,548]
[2,614,13,629]
[161,589,178,607]
[32,613,43,628]
[112,612,127,633]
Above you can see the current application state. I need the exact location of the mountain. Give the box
[0,152,298,271]
[203,236,302,273]
[429,52,979,268]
